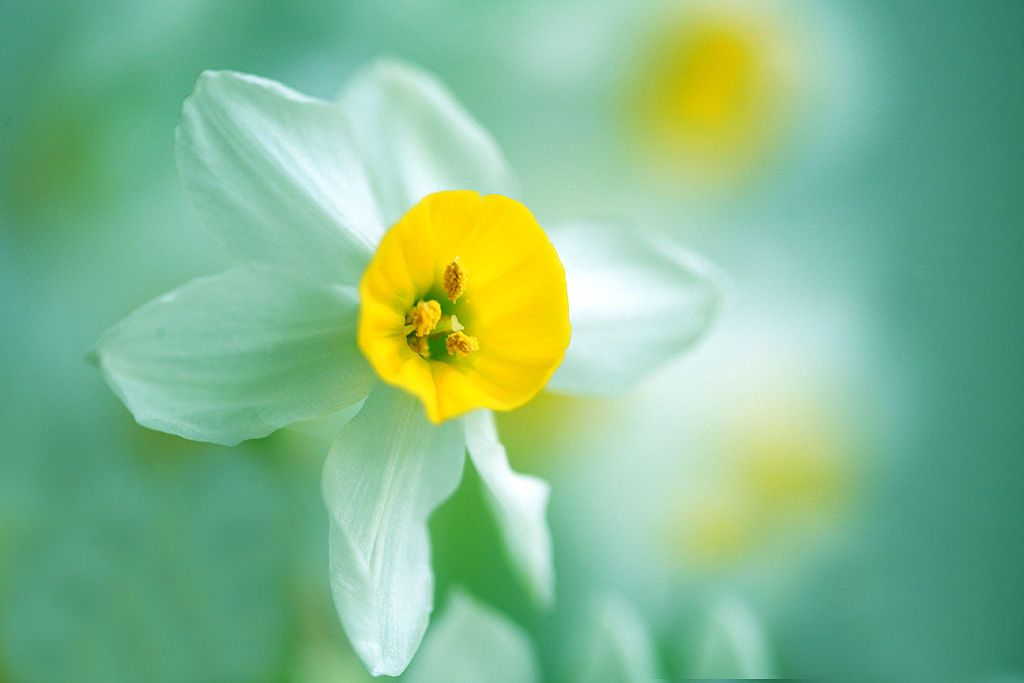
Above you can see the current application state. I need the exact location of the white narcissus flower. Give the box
[91,60,722,676]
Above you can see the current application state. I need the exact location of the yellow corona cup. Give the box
[358,190,571,423]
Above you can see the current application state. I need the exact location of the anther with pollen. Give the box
[443,257,467,302]
[405,299,441,337]
[446,331,479,358]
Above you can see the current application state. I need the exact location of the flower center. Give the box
[403,259,479,360]
[357,190,571,424]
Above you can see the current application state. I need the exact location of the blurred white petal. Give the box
[691,593,775,679]
[402,590,540,683]
[571,593,661,683]
[547,221,724,395]
[339,59,518,226]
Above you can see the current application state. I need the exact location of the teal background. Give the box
[1,1,1021,680]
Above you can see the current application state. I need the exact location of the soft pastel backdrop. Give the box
[1,1,1021,681]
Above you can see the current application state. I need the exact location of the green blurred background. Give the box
[1,0,1021,680]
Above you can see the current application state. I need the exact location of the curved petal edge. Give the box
[464,409,555,608]
[92,266,375,446]
[546,221,726,396]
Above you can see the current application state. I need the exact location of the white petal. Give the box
[339,59,518,226]
[571,594,662,683]
[401,590,541,683]
[93,266,375,446]
[690,594,775,679]
[464,410,554,608]
[322,385,466,677]
[285,400,365,443]
[547,222,724,396]
[177,70,385,285]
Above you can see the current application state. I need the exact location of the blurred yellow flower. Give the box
[625,1,817,188]
[662,394,859,571]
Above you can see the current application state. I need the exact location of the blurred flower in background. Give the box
[499,239,899,679]
[394,586,775,681]
[340,0,874,219]
[621,0,869,195]
[400,589,541,683]
[645,264,886,586]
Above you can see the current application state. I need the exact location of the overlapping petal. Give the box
[401,590,540,683]
[546,221,724,395]
[177,70,385,285]
[92,266,374,446]
[464,410,554,607]
[691,594,775,679]
[322,385,466,676]
[570,594,662,683]
[339,61,518,227]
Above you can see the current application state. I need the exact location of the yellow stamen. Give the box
[407,335,430,358]
[445,331,479,358]
[405,299,441,337]
[404,315,463,339]
[443,257,467,302]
